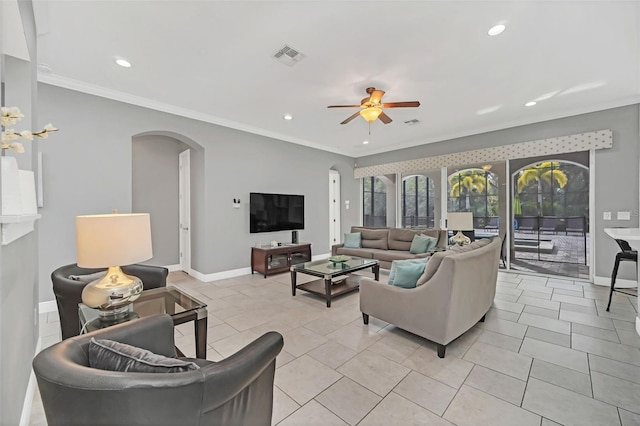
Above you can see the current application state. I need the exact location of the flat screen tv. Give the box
[250,192,304,233]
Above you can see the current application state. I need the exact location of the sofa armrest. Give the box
[331,244,344,256]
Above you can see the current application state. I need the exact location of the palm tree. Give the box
[449,169,487,210]
[516,161,568,216]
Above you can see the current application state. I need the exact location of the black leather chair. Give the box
[33,314,284,426]
[52,263,169,339]
[607,239,638,311]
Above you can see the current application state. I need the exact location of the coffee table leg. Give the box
[194,315,207,359]
[325,278,332,308]
[291,270,297,296]
[373,263,380,281]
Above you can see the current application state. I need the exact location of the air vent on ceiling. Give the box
[273,45,305,66]
[404,119,421,125]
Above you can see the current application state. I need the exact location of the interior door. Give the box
[329,170,341,247]
[179,149,191,272]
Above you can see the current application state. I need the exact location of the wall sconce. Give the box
[345,200,350,210]
[233,198,241,209]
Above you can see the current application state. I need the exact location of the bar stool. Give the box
[607,239,638,311]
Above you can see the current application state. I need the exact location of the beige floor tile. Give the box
[402,346,474,389]
[589,354,640,385]
[366,336,420,363]
[485,307,521,322]
[525,326,571,347]
[592,371,640,414]
[463,341,532,381]
[444,385,541,426]
[492,299,525,314]
[306,341,357,370]
[303,318,345,336]
[560,309,616,330]
[530,359,592,397]
[482,317,528,339]
[211,329,261,357]
[206,323,239,343]
[280,326,327,357]
[464,365,527,406]
[523,305,559,319]
[276,350,296,368]
[359,392,455,426]
[326,323,383,352]
[572,322,621,343]
[572,333,640,367]
[518,312,570,334]
[522,378,620,426]
[619,408,640,426]
[315,377,382,425]
[393,371,457,416]
[337,350,410,396]
[552,293,596,307]
[521,336,589,373]
[274,355,342,405]
[272,386,300,425]
[477,329,523,352]
[519,296,560,311]
[520,290,553,300]
[277,400,348,426]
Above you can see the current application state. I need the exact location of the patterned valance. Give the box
[354,129,612,178]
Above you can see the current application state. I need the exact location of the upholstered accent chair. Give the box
[52,263,169,339]
[33,314,284,426]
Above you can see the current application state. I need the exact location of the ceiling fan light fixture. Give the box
[360,107,382,122]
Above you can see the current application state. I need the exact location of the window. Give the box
[448,169,499,229]
[363,176,387,226]
[401,175,435,228]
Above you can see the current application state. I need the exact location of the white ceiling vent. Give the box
[404,119,421,125]
[273,45,305,66]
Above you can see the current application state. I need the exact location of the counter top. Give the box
[604,228,640,241]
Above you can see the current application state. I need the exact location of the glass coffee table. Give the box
[79,286,208,358]
[291,257,379,307]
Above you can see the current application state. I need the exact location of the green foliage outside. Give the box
[447,169,499,219]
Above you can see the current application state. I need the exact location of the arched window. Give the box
[401,175,435,228]
[363,176,387,226]
[448,169,499,229]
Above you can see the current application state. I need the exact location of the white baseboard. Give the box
[637,317,640,337]
[39,300,57,314]
[593,275,636,288]
[20,337,41,426]
[312,252,331,261]
[164,264,181,272]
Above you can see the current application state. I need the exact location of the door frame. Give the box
[179,149,191,272]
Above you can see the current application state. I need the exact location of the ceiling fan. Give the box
[327,87,420,126]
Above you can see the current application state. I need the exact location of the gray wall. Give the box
[132,134,190,266]
[37,84,358,303]
[356,105,640,280]
[0,3,40,424]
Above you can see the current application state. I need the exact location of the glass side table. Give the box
[79,286,208,358]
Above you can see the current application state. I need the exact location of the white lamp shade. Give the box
[447,212,474,230]
[76,213,153,267]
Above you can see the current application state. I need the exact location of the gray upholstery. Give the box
[332,227,448,269]
[33,314,284,426]
[52,263,169,340]
[360,237,501,358]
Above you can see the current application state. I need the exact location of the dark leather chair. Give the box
[607,239,638,311]
[33,314,284,426]
[52,263,169,339]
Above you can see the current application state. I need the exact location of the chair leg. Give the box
[607,257,621,312]
[362,313,369,324]
[479,314,486,323]
[437,344,446,358]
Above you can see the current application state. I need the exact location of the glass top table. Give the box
[79,286,208,358]
[290,257,379,307]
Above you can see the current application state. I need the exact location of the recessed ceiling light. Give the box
[363,141,369,145]
[525,101,537,107]
[283,114,293,120]
[488,24,506,36]
[114,57,132,68]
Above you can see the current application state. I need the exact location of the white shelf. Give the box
[1,214,41,245]
[0,214,41,224]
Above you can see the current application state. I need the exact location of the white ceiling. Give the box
[33,1,640,157]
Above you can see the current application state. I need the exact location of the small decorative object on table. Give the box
[328,255,350,264]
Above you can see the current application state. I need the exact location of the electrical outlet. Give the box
[603,211,612,220]
[617,211,631,220]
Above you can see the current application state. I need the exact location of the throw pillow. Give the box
[88,338,199,373]
[390,262,426,288]
[421,234,438,252]
[388,257,428,284]
[409,234,431,254]
[343,232,362,248]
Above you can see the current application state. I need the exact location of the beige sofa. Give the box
[360,237,501,358]
[331,227,448,269]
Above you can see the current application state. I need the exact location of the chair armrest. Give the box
[201,331,284,411]
[122,264,169,289]
[331,244,344,256]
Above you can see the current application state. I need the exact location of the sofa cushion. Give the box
[416,250,453,286]
[344,232,361,248]
[359,229,389,250]
[335,247,375,258]
[390,262,426,288]
[389,257,429,283]
[373,249,420,262]
[388,228,420,251]
[88,338,199,373]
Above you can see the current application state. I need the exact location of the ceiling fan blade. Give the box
[327,105,362,108]
[378,111,392,124]
[369,90,385,104]
[340,111,361,125]
[382,101,421,108]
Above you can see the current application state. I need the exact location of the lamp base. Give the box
[81,266,143,314]
[450,230,471,246]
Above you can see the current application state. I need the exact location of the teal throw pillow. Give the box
[390,262,426,288]
[344,232,362,248]
[421,234,438,252]
[410,234,432,254]
[389,258,428,285]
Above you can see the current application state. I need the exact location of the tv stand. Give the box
[251,243,311,278]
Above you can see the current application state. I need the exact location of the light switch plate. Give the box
[617,211,631,220]
[603,211,612,220]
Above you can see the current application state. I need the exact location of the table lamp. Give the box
[77,213,153,318]
[448,212,474,246]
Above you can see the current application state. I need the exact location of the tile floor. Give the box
[31,270,639,426]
